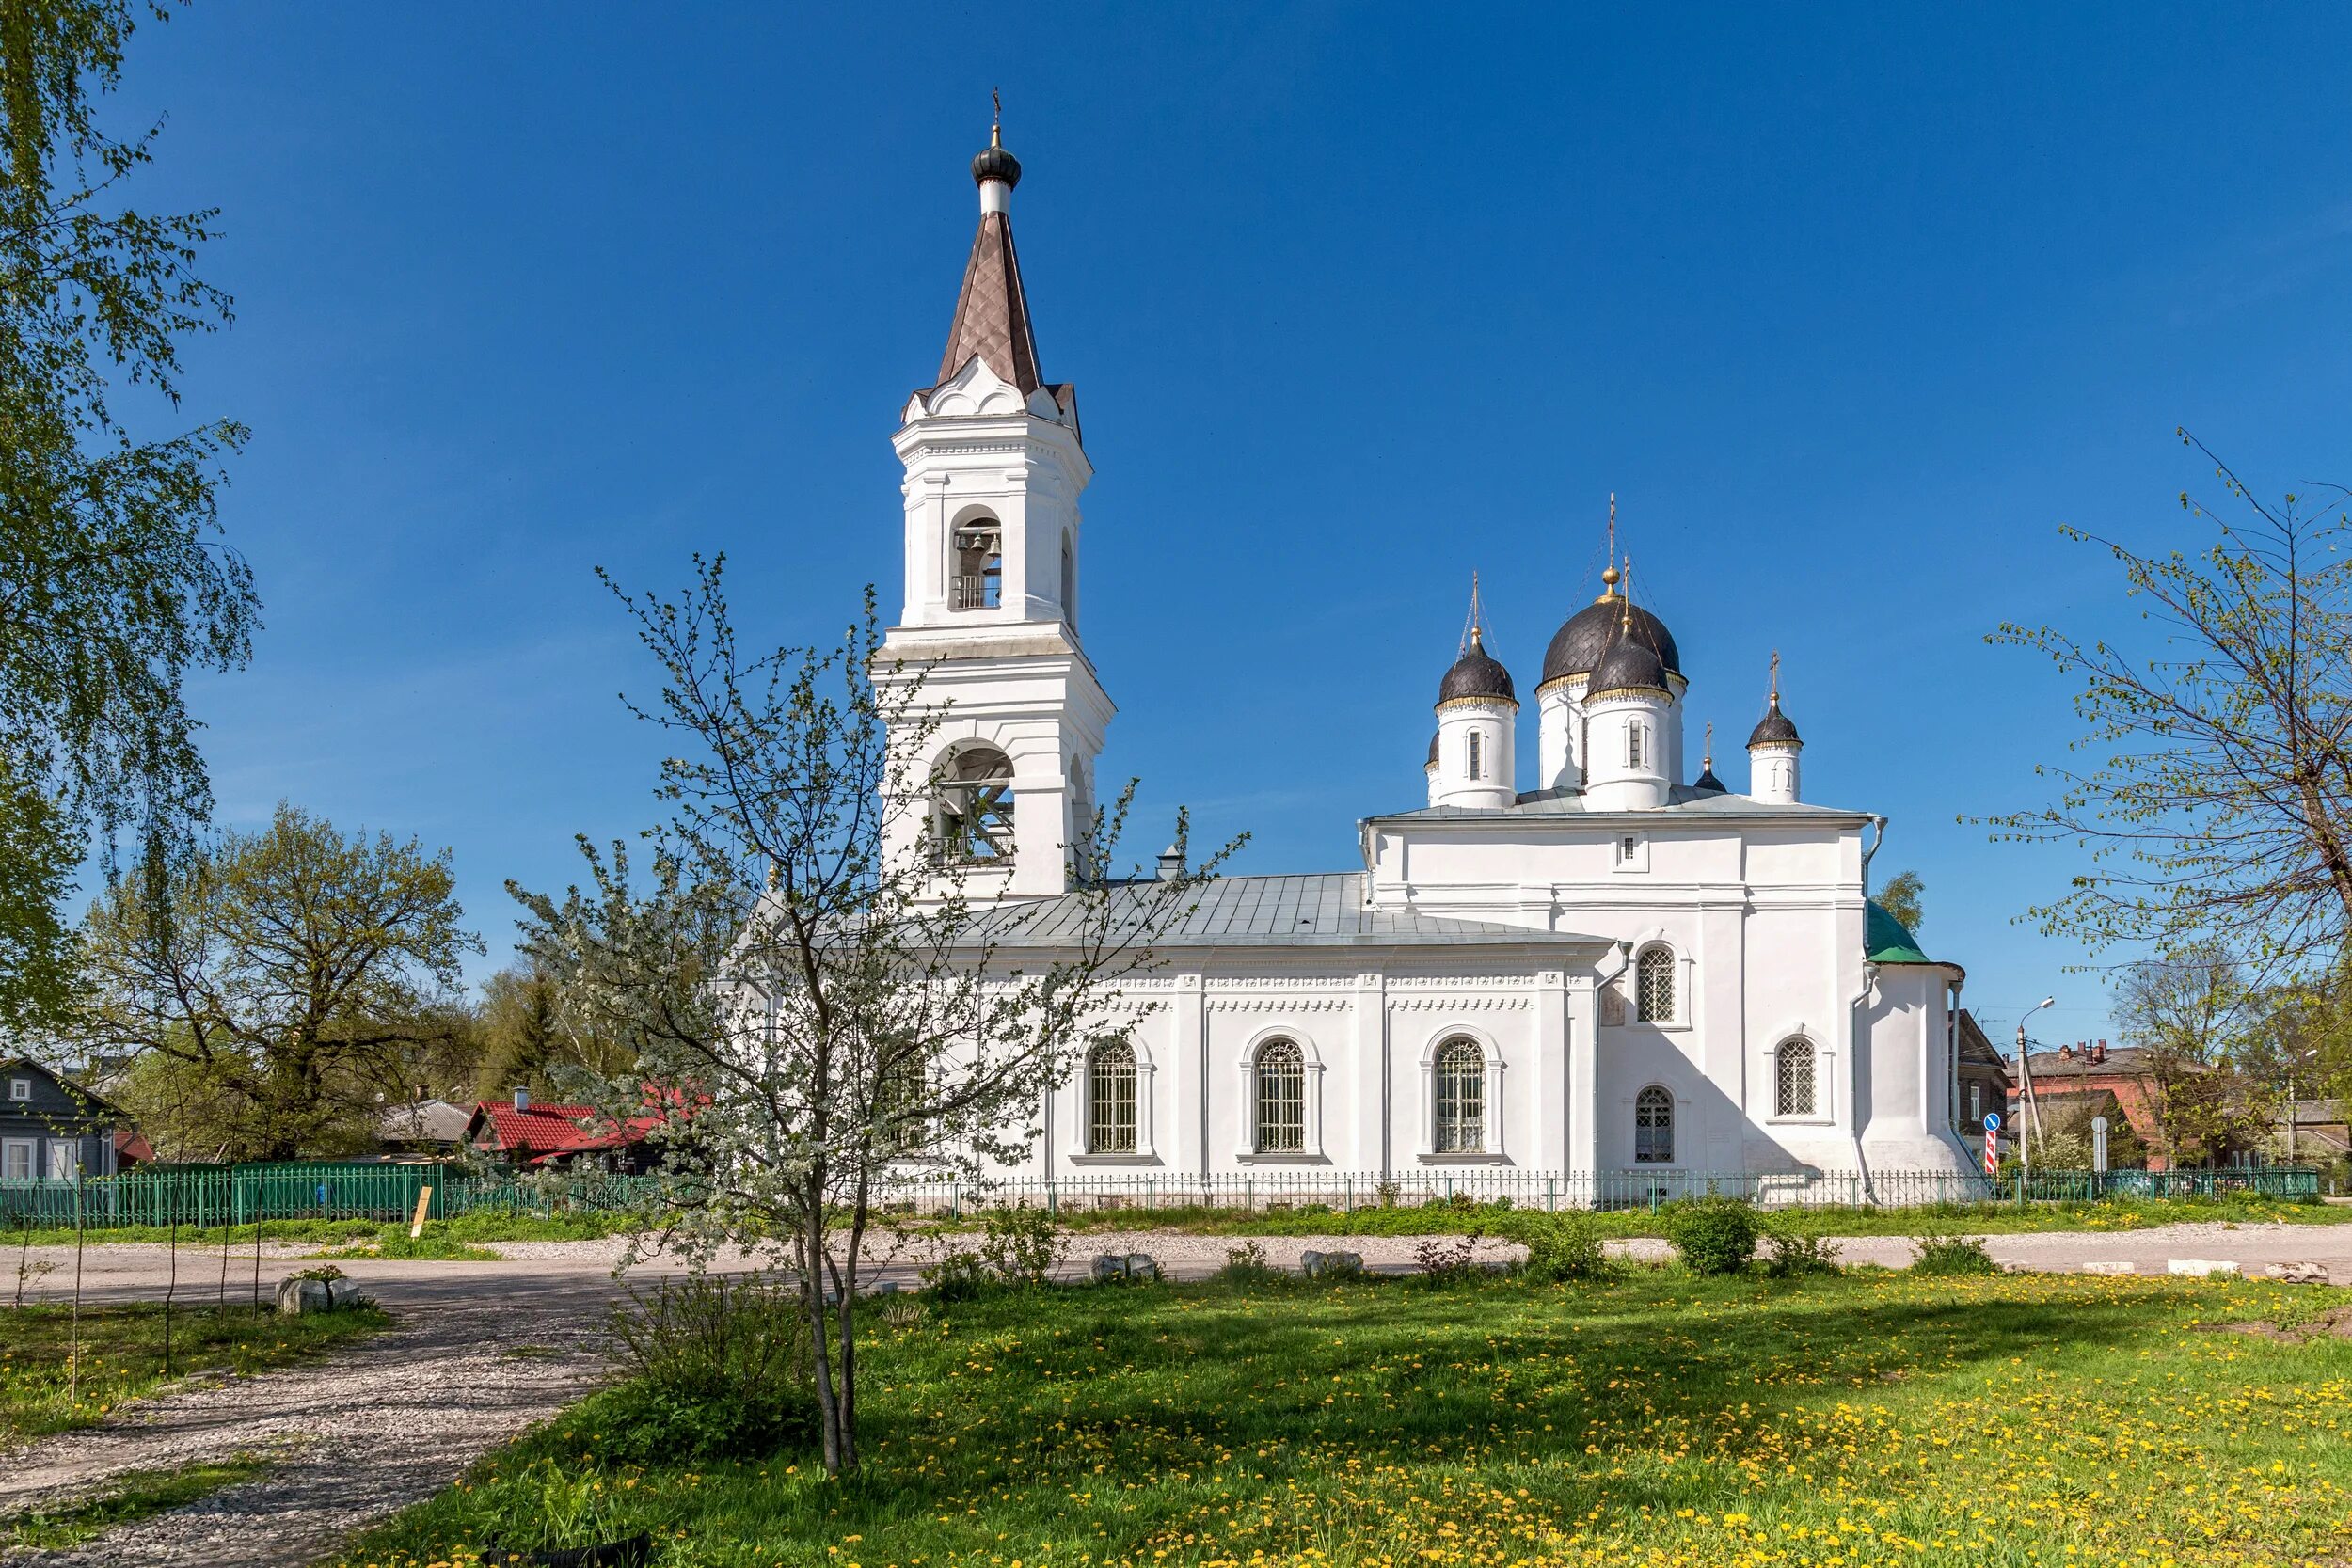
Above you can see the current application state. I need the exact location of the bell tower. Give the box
[879,114,1112,897]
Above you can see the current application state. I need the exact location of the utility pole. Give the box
[2016,997,2055,1185]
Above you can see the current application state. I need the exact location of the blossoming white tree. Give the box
[512,557,1233,1475]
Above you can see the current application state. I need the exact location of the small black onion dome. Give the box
[1542,598,1680,686]
[1748,700,1802,748]
[972,138,1022,188]
[1426,731,1440,767]
[1588,633,1669,697]
[1693,765,1727,793]
[1437,633,1517,706]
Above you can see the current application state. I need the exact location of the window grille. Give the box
[1628,722,1645,768]
[879,1054,928,1153]
[1255,1040,1306,1153]
[1634,1085,1674,1164]
[1635,946,1675,1022]
[1775,1038,1819,1117]
[1088,1043,1137,1154]
[1467,731,1484,781]
[1434,1037,1486,1153]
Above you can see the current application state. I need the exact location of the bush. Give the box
[977,1203,1064,1287]
[1515,1211,1610,1282]
[921,1249,992,1302]
[1762,1224,1842,1278]
[1665,1198,1758,1276]
[598,1272,817,1465]
[1219,1240,1280,1286]
[1911,1234,1999,1276]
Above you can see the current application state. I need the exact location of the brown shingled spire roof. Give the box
[936,118,1043,395]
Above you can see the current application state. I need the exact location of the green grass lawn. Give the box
[998,1190,2350,1241]
[0,1301,388,1442]
[0,1456,269,1551]
[0,1209,634,1250]
[334,1268,2352,1568]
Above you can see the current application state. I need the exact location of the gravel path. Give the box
[0,1216,2339,1565]
[0,1281,607,1568]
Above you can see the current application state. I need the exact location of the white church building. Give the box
[876,125,1979,1199]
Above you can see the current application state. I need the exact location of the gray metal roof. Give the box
[974,871,1602,950]
[1367,786,1867,824]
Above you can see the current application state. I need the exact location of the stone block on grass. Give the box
[2166,1259,2240,1278]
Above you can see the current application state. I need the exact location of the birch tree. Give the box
[1987,435,2352,973]
[512,557,1235,1477]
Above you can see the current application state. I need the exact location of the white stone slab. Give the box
[2080,1259,2136,1275]
[2166,1259,2241,1277]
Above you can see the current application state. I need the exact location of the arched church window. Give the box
[952,519,1003,610]
[1634,1085,1674,1164]
[1254,1040,1305,1153]
[935,746,1015,864]
[1635,946,1676,1023]
[1467,731,1485,781]
[1628,721,1645,769]
[1775,1038,1818,1117]
[1087,1042,1136,1154]
[1433,1037,1485,1153]
[878,1052,928,1154]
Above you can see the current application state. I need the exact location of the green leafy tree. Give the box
[2109,947,2270,1166]
[513,561,1237,1478]
[1985,437,2352,972]
[471,959,631,1101]
[1,0,259,1031]
[1877,869,1924,934]
[74,802,479,1159]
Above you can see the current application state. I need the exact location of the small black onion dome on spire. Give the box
[1693,764,1727,793]
[1437,630,1517,706]
[1426,731,1441,767]
[1748,698,1802,748]
[1588,633,1668,697]
[1542,599,1680,686]
[972,129,1022,188]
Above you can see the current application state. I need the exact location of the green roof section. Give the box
[1864,899,1933,965]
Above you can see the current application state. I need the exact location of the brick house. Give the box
[2010,1040,2174,1169]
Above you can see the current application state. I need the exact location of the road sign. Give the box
[2091,1116,2109,1174]
[1979,1111,2002,1179]
[1983,1112,2002,1132]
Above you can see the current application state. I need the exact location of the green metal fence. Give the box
[0,1162,2326,1231]
[0,1164,665,1230]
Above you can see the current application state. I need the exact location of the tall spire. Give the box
[937,103,1042,395]
[1462,571,1486,653]
[1597,492,1621,602]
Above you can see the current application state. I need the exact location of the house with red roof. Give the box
[463,1089,663,1172]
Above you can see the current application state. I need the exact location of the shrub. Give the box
[921,1248,992,1302]
[1411,1231,1482,1283]
[977,1203,1064,1287]
[1911,1234,1999,1276]
[1665,1198,1758,1276]
[598,1272,817,1465]
[1761,1224,1843,1278]
[1219,1240,1280,1286]
[1515,1211,1610,1283]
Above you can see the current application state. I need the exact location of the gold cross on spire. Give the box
[1598,492,1621,600]
[1769,648,1782,706]
[1463,571,1486,651]
[991,87,1003,146]
[1704,721,1714,769]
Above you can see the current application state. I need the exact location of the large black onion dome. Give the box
[1748,699,1802,748]
[1437,632,1517,706]
[1542,598,1680,687]
[1426,731,1440,767]
[973,137,1022,187]
[1588,633,1669,697]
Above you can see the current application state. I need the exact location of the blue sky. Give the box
[101,3,2352,1052]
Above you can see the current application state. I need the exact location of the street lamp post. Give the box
[2016,997,2056,1188]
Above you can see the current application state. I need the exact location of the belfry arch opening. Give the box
[952,517,1003,610]
[934,745,1015,864]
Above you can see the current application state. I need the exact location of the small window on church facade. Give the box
[1628,721,1645,769]
[1636,946,1675,1022]
[1467,731,1484,781]
[1774,1038,1818,1117]
[1060,533,1075,627]
[1634,1085,1674,1164]
[1088,1043,1136,1154]
[952,520,1003,610]
[1433,1037,1486,1153]
[1255,1040,1305,1153]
